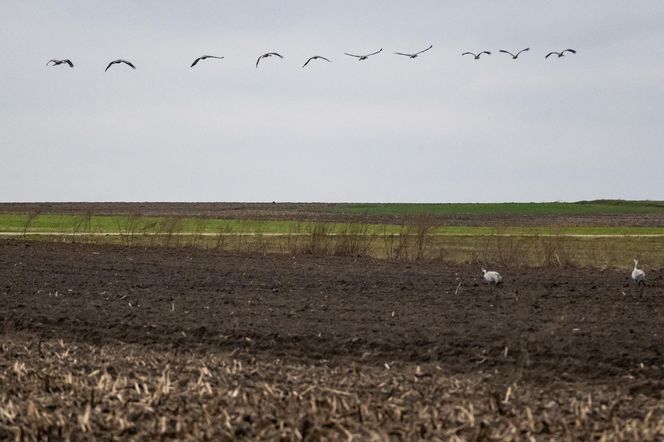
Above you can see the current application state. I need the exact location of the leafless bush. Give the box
[333,224,376,257]
[21,209,41,237]
[411,215,435,260]
[190,217,209,248]
[154,216,184,247]
[115,214,142,246]
[213,224,234,251]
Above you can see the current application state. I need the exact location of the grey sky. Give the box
[1,1,663,202]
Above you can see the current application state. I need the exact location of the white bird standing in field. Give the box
[631,259,646,287]
[482,268,503,286]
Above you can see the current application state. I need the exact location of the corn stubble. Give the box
[1,336,663,441]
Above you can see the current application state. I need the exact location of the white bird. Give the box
[631,259,646,287]
[191,55,224,67]
[482,268,503,285]
[545,49,576,59]
[302,55,331,68]
[462,51,491,60]
[395,45,433,59]
[344,49,382,61]
[47,59,74,68]
[256,52,283,68]
[105,59,136,71]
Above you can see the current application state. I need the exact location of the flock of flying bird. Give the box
[46,46,577,70]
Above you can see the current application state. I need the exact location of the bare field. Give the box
[2,239,664,440]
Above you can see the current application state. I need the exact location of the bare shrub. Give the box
[115,214,142,246]
[21,208,41,237]
[333,224,376,257]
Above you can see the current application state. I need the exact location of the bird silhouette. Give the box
[302,55,331,68]
[545,49,576,59]
[395,45,433,59]
[47,59,74,68]
[105,59,136,71]
[344,49,383,61]
[498,48,530,59]
[462,51,491,60]
[191,55,224,67]
[256,52,283,68]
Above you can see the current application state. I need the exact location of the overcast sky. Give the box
[1,1,663,203]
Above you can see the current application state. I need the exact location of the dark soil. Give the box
[2,239,663,387]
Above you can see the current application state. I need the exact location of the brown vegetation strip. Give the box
[2,335,664,440]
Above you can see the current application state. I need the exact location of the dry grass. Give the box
[1,335,664,441]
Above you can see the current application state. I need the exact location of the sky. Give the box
[1,1,663,203]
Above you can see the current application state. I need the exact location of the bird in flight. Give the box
[105,59,136,71]
[47,59,74,68]
[395,45,433,59]
[545,49,577,59]
[191,55,224,67]
[302,55,331,68]
[462,51,491,60]
[256,52,283,68]
[498,48,530,59]
[344,49,383,61]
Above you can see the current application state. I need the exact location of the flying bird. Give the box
[344,49,383,61]
[395,45,433,59]
[545,49,577,59]
[462,51,491,60]
[256,52,283,68]
[302,55,331,68]
[105,59,136,71]
[191,55,224,67]
[498,48,530,59]
[47,59,74,68]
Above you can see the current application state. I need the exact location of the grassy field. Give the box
[325,200,664,216]
[3,213,664,236]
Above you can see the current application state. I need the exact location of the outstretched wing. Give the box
[562,49,576,55]
[516,48,530,56]
[461,52,475,57]
[104,61,115,71]
[46,59,57,66]
[415,45,433,55]
[256,55,263,68]
[123,60,136,69]
[499,49,515,57]
[64,59,74,67]
[318,56,331,63]
[394,52,412,57]
[302,57,313,68]
[480,51,491,56]
[191,57,202,67]
[344,53,361,58]
[545,52,558,59]
[269,52,284,58]
[366,48,383,57]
